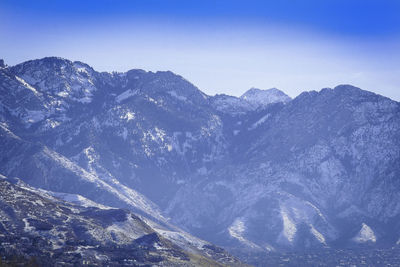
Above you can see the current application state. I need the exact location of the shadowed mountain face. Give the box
[1,57,400,263]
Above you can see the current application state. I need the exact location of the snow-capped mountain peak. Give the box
[240,87,291,109]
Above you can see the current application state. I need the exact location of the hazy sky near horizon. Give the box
[1,0,400,100]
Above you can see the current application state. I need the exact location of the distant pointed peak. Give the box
[240,87,291,108]
[241,87,288,97]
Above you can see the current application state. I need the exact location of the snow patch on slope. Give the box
[353,223,376,243]
[115,89,138,103]
[168,90,187,102]
[15,76,39,94]
[49,192,111,209]
[279,208,297,243]
[248,114,270,130]
[228,217,261,249]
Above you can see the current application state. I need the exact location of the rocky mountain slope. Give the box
[1,57,400,265]
[0,174,242,266]
[168,86,400,254]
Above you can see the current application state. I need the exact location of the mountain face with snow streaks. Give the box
[1,57,400,265]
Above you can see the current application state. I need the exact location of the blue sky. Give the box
[1,0,400,100]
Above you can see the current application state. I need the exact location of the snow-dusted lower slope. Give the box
[0,175,243,266]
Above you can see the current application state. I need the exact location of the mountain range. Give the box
[1,57,399,266]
